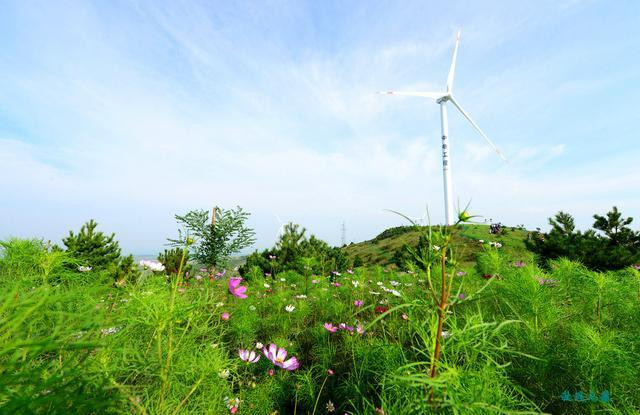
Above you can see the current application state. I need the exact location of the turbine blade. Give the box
[378,90,445,100]
[447,31,461,93]
[449,96,508,163]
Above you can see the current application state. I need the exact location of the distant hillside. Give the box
[342,224,532,267]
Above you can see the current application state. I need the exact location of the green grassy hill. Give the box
[342,224,532,267]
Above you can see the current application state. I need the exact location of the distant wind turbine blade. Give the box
[447,31,461,92]
[449,96,508,163]
[378,90,446,100]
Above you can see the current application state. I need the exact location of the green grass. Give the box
[343,224,531,267]
[1,236,639,414]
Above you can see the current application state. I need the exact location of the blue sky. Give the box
[1,0,639,254]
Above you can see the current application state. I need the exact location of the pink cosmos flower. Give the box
[323,323,338,332]
[338,323,354,332]
[456,271,466,276]
[268,368,275,376]
[262,343,300,371]
[513,261,526,268]
[228,277,248,299]
[458,293,466,300]
[354,300,363,307]
[347,269,354,274]
[221,312,230,321]
[332,282,342,287]
[312,279,319,284]
[327,368,335,375]
[356,323,365,334]
[238,349,260,363]
[401,313,409,321]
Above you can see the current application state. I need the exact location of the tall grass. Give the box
[1,238,639,413]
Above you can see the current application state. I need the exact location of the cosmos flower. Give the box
[265,272,271,277]
[326,400,335,412]
[390,281,400,286]
[354,300,363,307]
[332,282,342,287]
[351,280,359,288]
[324,323,338,332]
[256,342,264,349]
[375,306,388,314]
[139,260,165,272]
[218,369,230,379]
[221,312,230,321]
[78,265,92,272]
[338,323,354,332]
[456,271,466,276]
[327,368,335,375]
[264,283,271,288]
[356,323,365,334]
[401,313,409,320]
[223,396,241,414]
[441,331,450,339]
[194,274,203,281]
[228,278,248,299]
[332,271,341,276]
[269,254,277,260]
[285,304,295,312]
[280,277,286,282]
[347,269,354,274]
[238,349,260,363]
[458,293,466,300]
[513,260,526,268]
[262,344,300,371]
[312,279,320,284]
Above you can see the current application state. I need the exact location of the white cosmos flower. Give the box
[264,283,271,288]
[390,281,400,286]
[351,280,359,287]
[255,342,264,349]
[218,369,230,379]
[280,278,286,282]
[390,290,401,297]
[285,304,295,312]
[78,266,92,272]
[369,291,380,296]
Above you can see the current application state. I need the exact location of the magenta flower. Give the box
[262,343,300,371]
[268,368,275,376]
[356,323,365,334]
[238,349,260,363]
[458,293,466,300]
[338,323,354,332]
[327,368,335,375]
[332,282,342,287]
[228,277,248,299]
[324,323,338,332]
[354,300,363,307]
[221,312,230,321]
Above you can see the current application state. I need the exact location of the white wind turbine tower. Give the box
[380,31,507,226]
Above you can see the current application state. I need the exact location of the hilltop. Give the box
[342,224,532,267]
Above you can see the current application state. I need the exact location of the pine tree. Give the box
[63,219,121,269]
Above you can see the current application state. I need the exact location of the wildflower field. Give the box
[1,225,640,415]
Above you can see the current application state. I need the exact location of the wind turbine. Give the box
[380,31,507,226]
